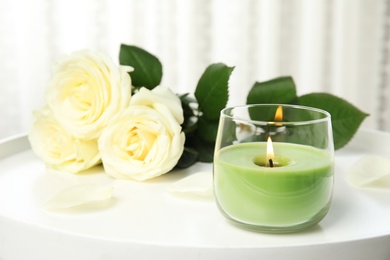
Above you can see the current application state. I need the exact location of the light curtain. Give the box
[0,0,388,139]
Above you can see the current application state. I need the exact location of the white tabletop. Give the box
[0,129,390,260]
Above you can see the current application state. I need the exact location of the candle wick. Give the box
[269,159,274,168]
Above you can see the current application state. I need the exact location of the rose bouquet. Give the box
[29,44,368,181]
[28,49,185,180]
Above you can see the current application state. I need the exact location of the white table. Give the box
[0,129,390,260]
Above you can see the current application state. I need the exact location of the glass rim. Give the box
[221,104,331,126]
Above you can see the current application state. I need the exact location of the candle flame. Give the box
[266,136,275,166]
[274,105,283,122]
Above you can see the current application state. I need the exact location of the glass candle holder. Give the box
[213,104,334,233]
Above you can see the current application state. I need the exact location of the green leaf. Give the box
[179,94,198,135]
[195,63,234,121]
[196,117,219,143]
[194,139,215,162]
[119,44,162,89]
[246,76,297,105]
[297,93,369,150]
[176,147,199,168]
[180,93,196,118]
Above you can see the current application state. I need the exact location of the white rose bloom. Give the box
[28,107,101,173]
[130,86,184,124]
[45,50,133,140]
[98,104,185,181]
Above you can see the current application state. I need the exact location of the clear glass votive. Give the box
[213,104,334,233]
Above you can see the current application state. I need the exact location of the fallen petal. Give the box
[168,172,213,197]
[45,184,113,210]
[346,155,390,188]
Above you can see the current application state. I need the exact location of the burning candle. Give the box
[213,104,334,233]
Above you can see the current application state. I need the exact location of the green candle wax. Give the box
[214,142,334,228]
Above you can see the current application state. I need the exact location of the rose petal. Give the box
[45,184,113,210]
[168,172,213,197]
[130,86,184,124]
[28,107,101,173]
[346,155,390,188]
[45,50,132,140]
[98,105,185,181]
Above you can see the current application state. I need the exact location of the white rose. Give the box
[45,50,133,140]
[130,86,184,124]
[28,107,101,173]
[98,103,185,181]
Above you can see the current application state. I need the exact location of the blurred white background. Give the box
[0,0,388,139]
